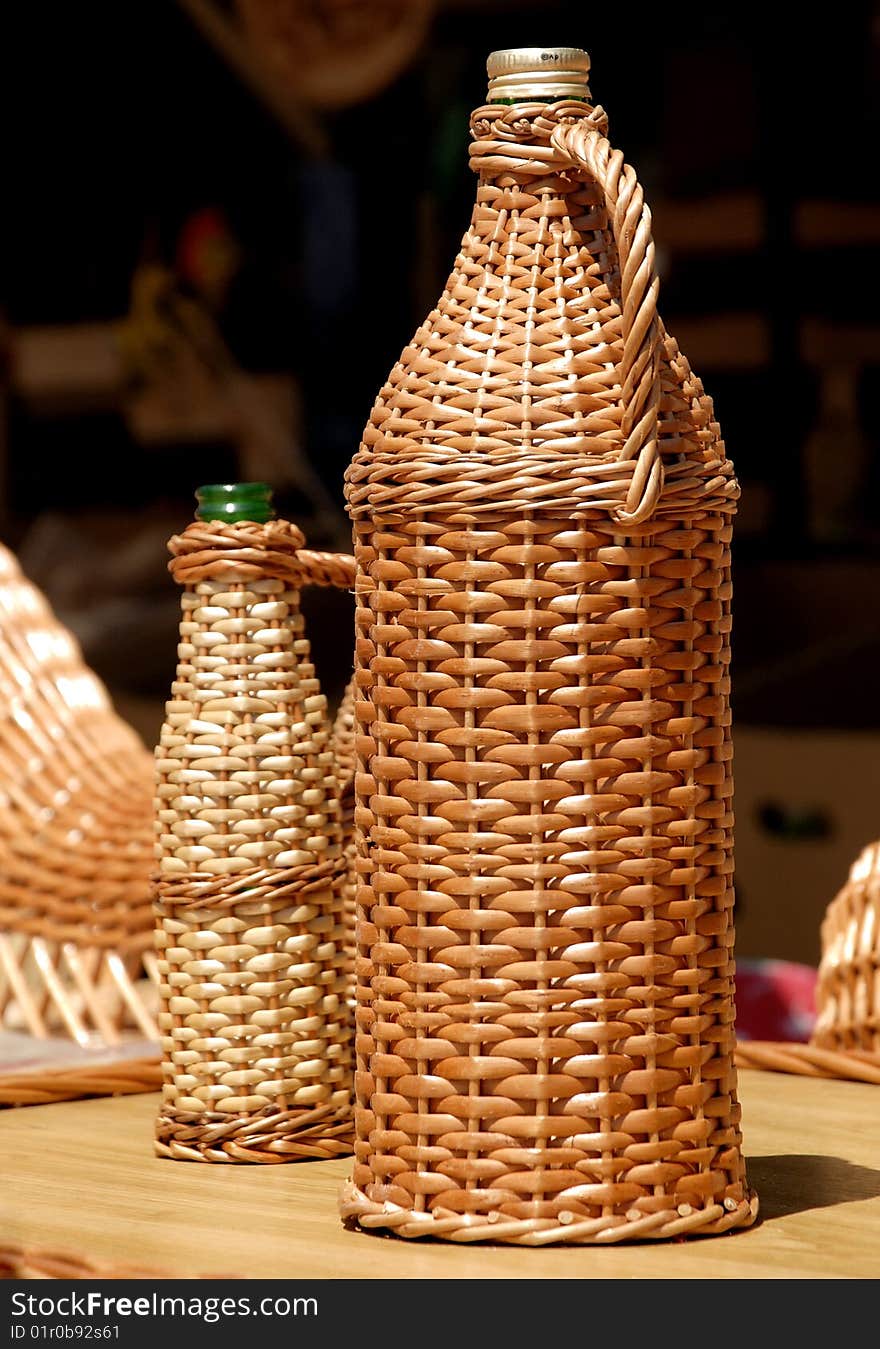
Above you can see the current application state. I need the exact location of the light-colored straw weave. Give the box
[154,522,356,1160]
[0,541,157,1095]
[340,91,756,1242]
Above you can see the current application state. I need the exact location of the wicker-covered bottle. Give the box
[153,483,355,1161]
[341,48,757,1241]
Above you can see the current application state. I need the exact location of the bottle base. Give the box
[339,1181,758,1243]
[156,1102,354,1163]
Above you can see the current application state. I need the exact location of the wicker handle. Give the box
[295,549,356,590]
[551,121,664,525]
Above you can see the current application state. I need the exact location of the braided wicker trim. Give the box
[296,549,356,589]
[157,1101,353,1162]
[345,446,739,523]
[0,1055,161,1107]
[339,1181,758,1244]
[153,856,342,913]
[735,1040,880,1085]
[468,99,610,163]
[167,520,356,589]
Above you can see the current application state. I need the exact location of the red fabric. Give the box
[735,958,817,1043]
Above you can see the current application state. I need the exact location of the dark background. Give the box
[3,0,879,960]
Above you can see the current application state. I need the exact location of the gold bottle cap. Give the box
[486,46,591,101]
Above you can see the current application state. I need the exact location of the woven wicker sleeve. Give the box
[153,521,356,1161]
[0,541,158,1104]
[339,84,757,1241]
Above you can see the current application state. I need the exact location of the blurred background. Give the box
[3,1,879,969]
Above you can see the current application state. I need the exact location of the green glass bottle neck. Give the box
[195,483,275,524]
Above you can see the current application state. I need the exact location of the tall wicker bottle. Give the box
[153,483,354,1161]
[341,48,757,1241]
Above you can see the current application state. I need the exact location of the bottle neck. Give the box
[487,94,585,106]
[486,67,591,105]
[195,482,275,524]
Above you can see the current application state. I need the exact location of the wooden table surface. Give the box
[1,1069,879,1279]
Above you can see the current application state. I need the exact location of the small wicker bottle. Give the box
[341,48,757,1241]
[153,483,354,1161]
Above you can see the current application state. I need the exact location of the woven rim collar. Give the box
[340,1181,758,1244]
[167,520,306,586]
[468,99,609,175]
[346,445,739,523]
[152,855,341,913]
[167,521,357,589]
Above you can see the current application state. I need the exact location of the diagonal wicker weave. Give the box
[0,540,158,1103]
[154,520,357,1160]
[340,51,757,1243]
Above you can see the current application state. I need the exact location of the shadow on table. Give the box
[747,1154,880,1220]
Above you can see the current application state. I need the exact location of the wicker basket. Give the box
[814,840,880,1054]
[734,837,880,1082]
[340,49,757,1242]
[153,517,358,1160]
[729,842,880,1084]
[236,0,434,111]
[0,541,158,1105]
